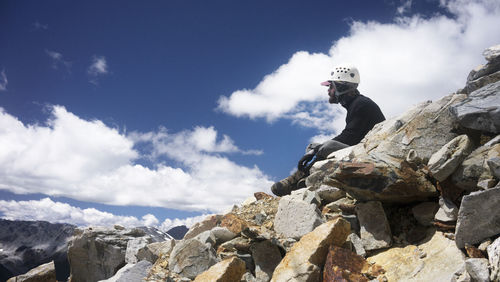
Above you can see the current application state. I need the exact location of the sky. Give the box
[1,0,500,231]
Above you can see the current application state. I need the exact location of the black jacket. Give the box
[333,93,385,146]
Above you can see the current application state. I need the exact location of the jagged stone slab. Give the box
[183,215,221,240]
[428,135,474,182]
[322,245,384,281]
[7,261,56,282]
[274,189,325,239]
[168,238,219,279]
[452,135,500,191]
[450,80,500,134]
[488,237,500,282]
[356,201,392,251]
[455,187,500,248]
[368,231,465,281]
[193,257,246,282]
[271,218,351,282]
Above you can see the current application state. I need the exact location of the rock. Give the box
[136,240,176,264]
[450,80,500,133]
[488,237,500,282]
[168,237,219,279]
[465,70,500,94]
[465,244,485,258]
[465,258,490,282]
[100,260,152,282]
[217,237,252,255]
[254,192,273,201]
[193,257,246,282]
[7,261,56,282]
[125,237,150,264]
[428,135,474,182]
[241,196,257,206]
[322,245,384,281]
[452,135,500,191]
[347,233,366,257]
[455,187,500,248]
[452,265,472,282]
[434,197,459,222]
[194,230,217,246]
[183,215,221,240]
[274,189,325,239]
[210,227,237,244]
[479,239,492,252]
[367,231,465,281]
[311,185,345,203]
[483,44,500,62]
[271,218,351,282]
[488,157,500,178]
[249,240,282,282]
[220,214,249,235]
[356,201,392,251]
[412,202,439,226]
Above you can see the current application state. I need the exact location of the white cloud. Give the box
[45,49,71,71]
[0,69,7,91]
[0,197,205,231]
[0,106,272,213]
[397,0,413,15]
[218,0,500,137]
[88,56,108,84]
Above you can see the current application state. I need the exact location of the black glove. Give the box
[298,150,316,172]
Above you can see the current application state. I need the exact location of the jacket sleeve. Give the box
[332,113,366,146]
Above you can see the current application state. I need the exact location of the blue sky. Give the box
[1,0,499,230]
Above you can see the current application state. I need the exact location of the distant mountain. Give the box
[167,225,188,239]
[0,219,76,281]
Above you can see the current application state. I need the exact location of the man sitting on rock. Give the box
[271,65,386,196]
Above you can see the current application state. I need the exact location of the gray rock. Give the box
[355,201,392,251]
[168,238,219,279]
[450,80,500,133]
[487,157,500,178]
[100,261,152,282]
[136,240,175,263]
[484,44,500,62]
[341,214,360,234]
[455,187,500,248]
[210,227,236,244]
[434,197,459,222]
[194,230,216,246]
[125,237,150,264]
[348,233,366,257]
[452,135,500,191]
[465,258,490,282]
[488,237,500,282]
[250,240,282,282]
[412,202,439,226]
[183,215,221,240]
[311,185,345,203]
[452,265,472,282]
[274,189,325,239]
[428,135,473,182]
[465,70,500,94]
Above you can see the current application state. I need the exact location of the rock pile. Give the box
[13,44,500,282]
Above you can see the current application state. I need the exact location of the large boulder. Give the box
[452,135,500,191]
[6,261,56,282]
[356,201,392,251]
[310,94,470,203]
[168,237,219,279]
[450,80,500,134]
[271,218,351,282]
[274,189,325,239]
[367,231,465,281]
[455,187,500,248]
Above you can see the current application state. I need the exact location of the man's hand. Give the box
[298,150,316,172]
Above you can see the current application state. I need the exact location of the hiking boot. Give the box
[271,170,306,196]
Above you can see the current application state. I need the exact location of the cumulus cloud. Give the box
[0,69,7,91]
[0,106,272,213]
[0,197,205,231]
[45,49,72,71]
[88,56,108,84]
[218,0,500,140]
[397,0,413,15]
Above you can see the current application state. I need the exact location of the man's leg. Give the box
[315,140,349,160]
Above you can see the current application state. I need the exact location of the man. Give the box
[271,65,385,196]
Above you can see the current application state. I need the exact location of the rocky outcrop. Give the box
[6,261,56,282]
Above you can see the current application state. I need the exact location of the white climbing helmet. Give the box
[321,65,360,86]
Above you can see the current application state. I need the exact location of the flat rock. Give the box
[323,245,384,282]
[168,238,219,279]
[271,218,351,282]
[356,201,392,251]
[487,236,500,281]
[193,257,246,282]
[455,187,500,248]
[274,189,325,239]
[183,215,221,240]
[428,135,474,182]
[311,185,345,203]
[368,231,465,281]
[220,214,249,235]
[450,80,500,134]
[484,44,500,62]
[7,261,56,282]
